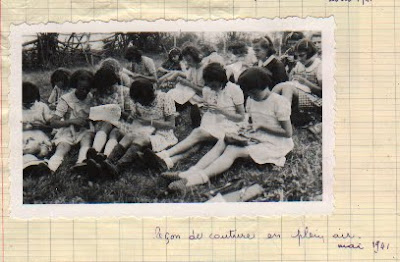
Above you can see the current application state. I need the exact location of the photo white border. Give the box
[9,18,335,218]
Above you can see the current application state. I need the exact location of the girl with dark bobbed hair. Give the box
[157,47,185,90]
[158,47,184,74]
[272,39,322,113]
[162,45,206,126]
[124,46,157,83]
[22,82,54,168]
[167,67,293,192]
[226,41,254,83]
[48,68,71,109]
[252,36,288,87]
[83,66,132,171]
[48,69,95,173]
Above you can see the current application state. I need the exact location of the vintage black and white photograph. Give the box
[10,19,334,216]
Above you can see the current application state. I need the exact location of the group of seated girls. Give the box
[23,36,322,192]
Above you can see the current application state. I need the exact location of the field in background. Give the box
[22,58,322,204]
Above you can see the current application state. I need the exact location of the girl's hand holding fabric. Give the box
[204,104,220,114]
[137,117,152,126]
[224,132,250,147]
[292,75,306,84]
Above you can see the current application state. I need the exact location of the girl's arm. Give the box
[177,76,203,94]
[166,71,186,81]
[157,66,169,74]
[255,119,293,138]
[207,104,245,122]
[137,115,176,130]
[50,115,87,128]
[292,75,322,96]
[122,68,135,77]
[132,74,157,83]
[158,71,178,83]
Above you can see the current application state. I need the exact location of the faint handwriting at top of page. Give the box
[329,0,372,5]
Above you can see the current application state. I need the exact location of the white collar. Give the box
[258,55,276,67]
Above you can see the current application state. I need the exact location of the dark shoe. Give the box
[87,159,102,179]
[72,162,88,173]
[86,148,98,160]
[107,144,127,164]
[102,159,119,178]
[117,144,140,166]
[143,148,168,172]
[190,104,201,128]
[23,162,52,177]
[94,152,107,163]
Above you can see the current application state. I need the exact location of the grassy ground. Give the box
[22,60,322,204]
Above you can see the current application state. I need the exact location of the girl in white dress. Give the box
[168,67,294,191]
[225,41,253,83]
[146,63,246,171]
[48,69,95,172]
[165,45,205,105]
[124,46,158,83]
[47,68,71,110]
[99,57,134,87]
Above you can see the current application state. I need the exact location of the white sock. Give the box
[179,166,199,179]
[185,171,209,187]
[93,131,108,152]
[77,146,89,164]
[48,154,64,172]
[163,157,174,169]
[156,150,170,160]
[103,139,118,156]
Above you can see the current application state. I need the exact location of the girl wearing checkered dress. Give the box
[86,78,178,178]
[84,67,131,166]
[157,48,185,91]
[272,39,322,111]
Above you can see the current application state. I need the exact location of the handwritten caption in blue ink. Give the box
[154,226,391,253]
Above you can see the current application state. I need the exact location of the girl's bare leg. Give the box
[169,144,201,164]
[202,145,249,179]
[169,145,249,188]
[165,128,211,157]
[177,139,226,178]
